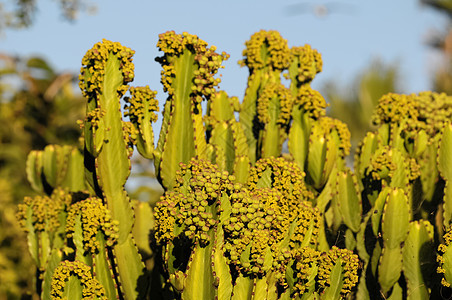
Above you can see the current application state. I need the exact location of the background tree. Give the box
[0,0,96,32]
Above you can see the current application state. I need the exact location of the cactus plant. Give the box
[19,29,452,300]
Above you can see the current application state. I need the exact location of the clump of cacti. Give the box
[16,29,452,300]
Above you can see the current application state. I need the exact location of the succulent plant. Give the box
[26,30,452,300]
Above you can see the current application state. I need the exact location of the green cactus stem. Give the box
[154,31,229,190]
[26,145,86,194]
[305,116,350,190]
[79,39,146,299]
[16,188,71,298]
[205,90,250,183]
[124,85,159,160]
[288,86,328,173]
[378,188,411,294]
[287,45,323,93]
[438,121,452,228]
[16,189,70,272]
[286,45,324,173]
[403,220,435,300]
[65,197,119,299]
[255,83,293,158]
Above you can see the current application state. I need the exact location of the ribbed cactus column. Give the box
[65,197,119,299]
[205,90,250,183]
[255,83,293,158]
[124,85,159,160]
[287,45,324,172]
[239,30,291,163]
[26,144,86,194]
[79,40,146,299]
[154,31,229,190]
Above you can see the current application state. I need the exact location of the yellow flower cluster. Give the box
[406,157,421,182]
[51,260,106,299]
[247,156,314,203]
[295,85,328,120]
[154,158,237,247]
[121,120,138,151]
[66,197,119,254]
[317,246,359,297]
[153,196,177,245]
[317,117,351,157]
[156,31,229,104]
[290,201,321,249]
[413,91,452,136]
[79,39,135,100]
[124,86,159,125]
[248,223,272,274]
[85,107,106,130]
[256,83,293,126]
[239,30,291,71]
[222,157,319,277]
[290,45,323,84]
[372,93,417,126]
[372,92,452,154]
[223,188,278,276]
[367,146,397,181]
[291,247,321,297]
[17,189,70,232]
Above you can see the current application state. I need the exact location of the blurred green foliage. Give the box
[422,0,452,93]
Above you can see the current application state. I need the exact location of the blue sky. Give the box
[1,0,449,100]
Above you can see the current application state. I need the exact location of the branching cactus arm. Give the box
[154,31,229,190]
[239,30,291,163]
[438,121,452,228]
[286,45,324,172]
[255,83,293,158]
[124,85,159,159]
[65,197,119,299]
[288,86,328,172]
[26,145,86,194]
[16,189,71,298]
[79,39,146,299]
[402,220,434,300]
[205,91,250,183]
